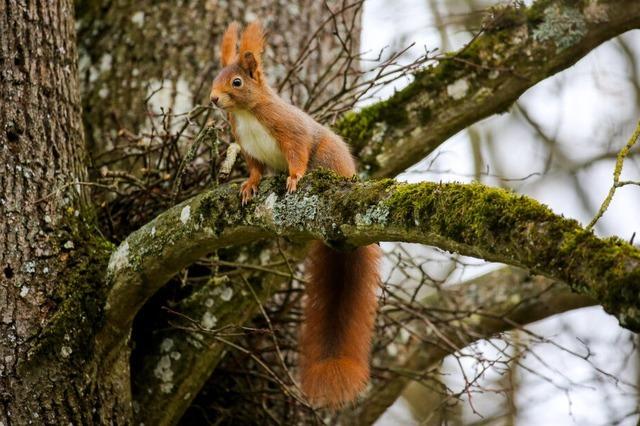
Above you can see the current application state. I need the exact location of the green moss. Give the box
[328,0,607,179]
[419,106,432,123]
[197,184,246,236]
[306,175,640,330]
[526,0,556,22]
[556,230,640,327]
[334,101,404,151]
[332,3,525,153]
[483,2,528,30]
[302,168,357,193]
[333,64,452,152]
[27,222,113,367]
[198,192,228,235]
[384,182,557,243]
[376,180,640,330]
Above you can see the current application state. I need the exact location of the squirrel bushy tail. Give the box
[301,241,381,408]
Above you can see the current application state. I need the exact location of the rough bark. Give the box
[119,2,640,420]
[0,0,127,423]
[2,0,638,424]
[335,0,640,177]
[94,0,640,422]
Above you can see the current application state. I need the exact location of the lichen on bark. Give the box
[131,254,283,425]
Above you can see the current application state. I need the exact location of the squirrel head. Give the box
[210,21,266,111]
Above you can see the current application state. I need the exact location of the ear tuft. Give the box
[239,21,264,72]
[240,51,258,79]
[220,21,239,67]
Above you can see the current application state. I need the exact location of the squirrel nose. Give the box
[211,96,219,106]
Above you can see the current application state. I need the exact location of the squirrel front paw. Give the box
[240,180,259,205]
[286,175,300,193]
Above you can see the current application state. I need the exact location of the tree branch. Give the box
[345,267,594,425]
[335,0,640,177]
[131,263,285,425]
[98,171,640,362]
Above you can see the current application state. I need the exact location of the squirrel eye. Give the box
[232,78,242,88]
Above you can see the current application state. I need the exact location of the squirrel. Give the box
[210,21,381,408]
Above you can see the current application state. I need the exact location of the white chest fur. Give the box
[232,110,288,171]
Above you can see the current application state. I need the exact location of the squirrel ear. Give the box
[239,21,264,72]
[240,51,259,80]
[220,21,239,67]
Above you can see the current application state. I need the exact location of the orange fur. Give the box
[211,21,382,408]
[239,21,265,67]
[220,21,239,67]
[302,242,381,408]
[240,151,265,205]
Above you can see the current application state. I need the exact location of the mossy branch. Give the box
[97,171,640,363]
[335,0,640,177]
[131,265,284,426]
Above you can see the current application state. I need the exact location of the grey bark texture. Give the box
[0,0,128,423]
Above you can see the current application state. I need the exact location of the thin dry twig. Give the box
[587,119,640,230]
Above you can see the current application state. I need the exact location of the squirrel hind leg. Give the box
[311,134,357,177]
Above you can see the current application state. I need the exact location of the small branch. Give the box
[218,142,241,181]
[171,116,216,203]
[344,268,594,425]
[587,120,640,230]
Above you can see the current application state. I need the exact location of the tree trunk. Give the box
[0,1,127,423]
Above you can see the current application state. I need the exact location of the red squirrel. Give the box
[210,21,381,408]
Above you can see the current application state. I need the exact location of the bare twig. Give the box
[587,120,640,230]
